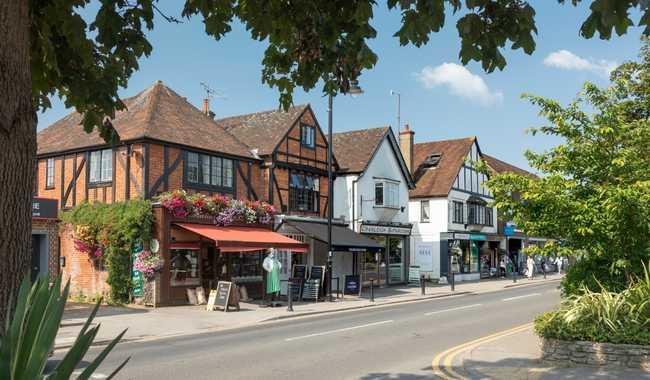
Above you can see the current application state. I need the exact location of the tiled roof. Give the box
[482,154,536,178]
[37,81,254,158]
[410,137,475,198]
[332,127,390,173]
[216,105,309,156]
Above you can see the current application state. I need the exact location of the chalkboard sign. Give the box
[302,279,320,301]
[344,275,361,295]
[408,265,421,287]
[207,281,236,312]
[293,264,307,280]
[310,265,325,283]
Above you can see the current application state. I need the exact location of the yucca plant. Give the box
[0,275,129,379]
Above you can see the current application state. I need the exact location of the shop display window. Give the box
[170,249,200,286]
[231,253,263,277]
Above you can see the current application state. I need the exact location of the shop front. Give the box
[359,222,412,285]
[152,207,308,305]
[277,217,384,294]
[443,232,501,282]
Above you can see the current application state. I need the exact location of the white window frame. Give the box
[374,181,399,209]
[421,200,430,223]
[89,149,113,185]
[45,158,55,188]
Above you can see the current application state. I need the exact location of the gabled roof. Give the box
[410,137,476,198]
[37,81,255,159]
[482,154,537,178]
[333,126,414,188]
[216,105,309,156]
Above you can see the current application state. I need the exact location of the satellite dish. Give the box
[150,239,160,253]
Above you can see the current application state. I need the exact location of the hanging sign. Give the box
[131,241,145,297]
[32,198,58,219]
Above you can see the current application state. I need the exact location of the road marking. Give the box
[431,322,533,379]
[284,320,394,342]
[424,304,482,316]
[501,293,541,302]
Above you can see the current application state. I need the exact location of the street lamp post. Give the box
[327,80,363,302]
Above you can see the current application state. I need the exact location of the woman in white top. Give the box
[526,256,535,279]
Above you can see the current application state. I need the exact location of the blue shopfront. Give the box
[440,232,501,281]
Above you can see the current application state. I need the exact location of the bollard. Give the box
[370,279,375,302]
[420,274,426,295]
[543,264,547,280]
[287,281,294,312]
[450,272,455,292]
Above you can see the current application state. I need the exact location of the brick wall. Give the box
[59,224,109,298]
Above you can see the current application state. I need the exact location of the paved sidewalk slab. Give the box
[55,274,562,350]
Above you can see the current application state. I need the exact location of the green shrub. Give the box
[561,255,629,296]
[0,275,128,379]
[536,263,650,345]
[62,199,153,303]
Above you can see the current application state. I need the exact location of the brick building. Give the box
[35,80,343,303]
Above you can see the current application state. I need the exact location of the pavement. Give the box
[52,279,565,379]
[433,324,650,379]
[55,273,563,350]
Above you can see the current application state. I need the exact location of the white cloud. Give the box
[415,63,503,106]
[543,50,617,77]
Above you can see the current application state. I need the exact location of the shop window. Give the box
[374,181,399,208]
[184,151,234,190]
[45,158,55,189]
[289,172,319,212]
[301,124,315,148]
[486,207,494,226]
[170,249,200,286]
[452,201,464,224]
[88,149,112,185]
[420,200,430,222]
[231,253,263,278]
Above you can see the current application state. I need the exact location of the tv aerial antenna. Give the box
[200,82,227,101]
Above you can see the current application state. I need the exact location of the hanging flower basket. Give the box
[133,249,164,279]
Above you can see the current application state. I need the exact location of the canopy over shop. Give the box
[153,207,308,305]
[277,218,384,293]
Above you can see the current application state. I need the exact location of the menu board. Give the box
[310,265,325,283]
[293,264,307,280]
[344,275,361,295]
[207,281,233,312]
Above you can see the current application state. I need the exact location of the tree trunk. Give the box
[0,0,36,334]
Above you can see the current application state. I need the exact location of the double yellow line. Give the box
[431,322,534,379]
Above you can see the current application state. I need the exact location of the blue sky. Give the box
[38,2,643,171]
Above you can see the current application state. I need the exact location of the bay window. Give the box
[374,181,399,208]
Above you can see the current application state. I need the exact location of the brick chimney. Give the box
[399,124,414,174]
[202,98,210,115]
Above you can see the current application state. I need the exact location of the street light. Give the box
[327,80,364,302]
[390,90,400,130]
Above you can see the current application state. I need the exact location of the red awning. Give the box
[173,223,309,253]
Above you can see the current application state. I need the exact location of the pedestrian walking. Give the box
[526,256,535,279]
[555,256,562,274]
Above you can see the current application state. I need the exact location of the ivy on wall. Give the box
[62,199,153,303]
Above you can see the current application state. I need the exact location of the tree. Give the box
[0,0,648,332]
[487,38,650,294]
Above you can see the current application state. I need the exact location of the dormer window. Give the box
[423,153,442,168]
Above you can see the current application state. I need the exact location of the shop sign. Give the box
[470,234,486,241]
[360,224,411,236]
[415,243,433,272]
[32,198,58,219]
[454,233,470,240]
[344,275,361,295]
[440,232,454,240]
[504,222,516,236]
[131,241,145,297]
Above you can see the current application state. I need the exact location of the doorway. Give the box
[31,233,48,282]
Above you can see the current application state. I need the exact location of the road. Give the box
[71,281,561,379]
